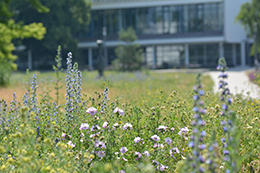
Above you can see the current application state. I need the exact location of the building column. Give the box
[153,46,157,69]
[118,9,123,31]
[88,48,93,70]
[28,49,32,70]
[232,44,237,66]
[219,42,224,58]
[240,41,246,66]
[185,44,189,67]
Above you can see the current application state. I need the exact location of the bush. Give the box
[113,28,144,71]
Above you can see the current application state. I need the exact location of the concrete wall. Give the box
[224,0,250,43]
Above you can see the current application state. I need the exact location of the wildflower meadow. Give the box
[0,52,259,173]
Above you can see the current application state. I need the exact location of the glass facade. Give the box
[87,2,224,40]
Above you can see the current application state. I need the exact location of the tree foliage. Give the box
[11,0,91,69]
[237,0,260,57]
[114,28,144,71]
[0,0,47,85]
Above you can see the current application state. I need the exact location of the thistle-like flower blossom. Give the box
[86,107,97,116]
[113,107,124,115]
[79,123,89,130]
[151,135,160,142]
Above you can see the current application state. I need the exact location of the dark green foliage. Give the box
[237,0,260,67]
[11,0,91,68]
[114,28,144,71]
[0,0,46,86]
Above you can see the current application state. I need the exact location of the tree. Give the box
[114,28,144,71]
[0,0,47,85]
[11,0,91,69]
[237,0,260,69]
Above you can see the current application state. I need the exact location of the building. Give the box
[79,0,251,69]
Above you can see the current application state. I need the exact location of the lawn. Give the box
[0,70,259,172]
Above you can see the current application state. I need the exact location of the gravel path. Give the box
[208,67,260,100]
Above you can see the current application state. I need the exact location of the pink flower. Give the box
[113,107,124,115]
[61,132,66,139]
[102,121,108,128]
[79,123,89,130]
[86,107,97,116]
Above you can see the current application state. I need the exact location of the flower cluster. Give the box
[186,73,207,172]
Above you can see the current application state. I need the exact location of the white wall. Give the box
[224,0,250,43]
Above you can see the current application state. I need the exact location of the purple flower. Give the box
[165,137,172,145]
[178,127,189,136]
[199,90,204,96]
[193,95,199,101]
[120,147,128,154]
[79,123,89,130]
[91,125,101,131]
[160,164,168,171]
[151,135,160,142]
[199,144,206,150]
[122,123,133,130]
[134,152,142,160]
[143,151,150,157]
[94,141,106,149]
[113,107,124,115]
[134,137,142,143]
[222,104,228,111]
[97,151,105,158]
[86,107,97,116]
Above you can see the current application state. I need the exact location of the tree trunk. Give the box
[255,31,259,71]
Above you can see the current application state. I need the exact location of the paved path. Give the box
[208,67,260,100]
